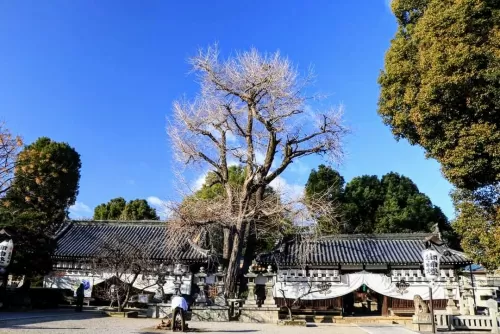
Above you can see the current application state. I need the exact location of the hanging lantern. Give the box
[0,239,14,268]
[422,249,441,281]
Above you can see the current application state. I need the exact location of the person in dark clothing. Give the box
[75,283,84,312]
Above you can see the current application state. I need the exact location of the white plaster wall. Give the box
[44,270,193,297]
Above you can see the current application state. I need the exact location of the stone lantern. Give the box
[194,266,207,305]
[243,265,258,307]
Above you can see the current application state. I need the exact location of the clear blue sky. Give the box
[0,0,455,219]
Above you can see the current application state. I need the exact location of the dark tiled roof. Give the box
[258,233,470,266]
[54,220,211,263]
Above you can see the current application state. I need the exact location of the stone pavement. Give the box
[0,312,419,334]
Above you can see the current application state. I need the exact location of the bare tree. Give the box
[273,231,338,320]
[0,122,22,198]
[168,45,347,295]
[92,235,160,312]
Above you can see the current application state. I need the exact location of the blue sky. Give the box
[0,0,455,219]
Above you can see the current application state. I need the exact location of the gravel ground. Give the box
[0,312,417,334]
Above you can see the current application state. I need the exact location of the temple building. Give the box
[257,232,472,316]
[43,220,499,321]
[43,220,215,301]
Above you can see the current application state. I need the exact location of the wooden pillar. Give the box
[382,295,389,317]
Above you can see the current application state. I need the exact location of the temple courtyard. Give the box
[0,310,417,334]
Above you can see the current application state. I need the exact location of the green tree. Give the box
[452,186,500,269]
[379,0,500,190]
[93,197,126,220]
[343,175,384,233]
[304,168,457,244]
[185,166,281,255]
[93,197,159,220]
[0,137,81,283]
[122,199,159,220]
[379,0,499,265]
[305,165,345,234]
[375,173,449,234]
[3,137,81,234]
[305,165,345,202]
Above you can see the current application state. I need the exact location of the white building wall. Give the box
[44,270,193,298]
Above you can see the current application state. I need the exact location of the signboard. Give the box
[422,249,441,280]
[0,240,13,268]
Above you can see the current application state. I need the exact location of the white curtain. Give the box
[274,271,457,301]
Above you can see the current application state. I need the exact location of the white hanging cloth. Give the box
[274,271,456,301]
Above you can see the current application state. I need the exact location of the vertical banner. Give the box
[422,249,441,280]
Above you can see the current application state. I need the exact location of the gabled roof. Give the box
[258,233,470,266]
[54,220,211,263]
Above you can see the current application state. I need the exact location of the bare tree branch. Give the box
[0,122,23,198]
[167,45,347,295]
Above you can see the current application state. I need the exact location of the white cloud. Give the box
[269,176,304,202]
[226,130,237,143]
[255,151,265,165]
[193,172,208,191]
[147,196,173,220]
[69,201,92,218]
[288,159,311,176]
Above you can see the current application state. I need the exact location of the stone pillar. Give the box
[486,299,499,334]
[262,265,277,307]
[243,266,258,307]
[173,263,185,296]
[214,265,226,306]
[194,267,207,306]
[459,285,470,315]
[445,280,459,315]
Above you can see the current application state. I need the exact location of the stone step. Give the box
[292,315,412,325]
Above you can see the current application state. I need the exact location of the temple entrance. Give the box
[343,285,383,316]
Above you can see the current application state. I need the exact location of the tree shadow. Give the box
[0,311,104,329]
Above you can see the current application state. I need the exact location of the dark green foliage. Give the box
[0,137,81,277]
[93,197,159,220]
[379,0,499,266]
[4,137,81,234]
[305,165,345,202]
[184,165,281,254]
[304,166,458,246]
[122,199,159,220]
[379,0,500,190]
[94,197,126,220]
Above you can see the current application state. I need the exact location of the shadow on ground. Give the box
[0,310,105,329]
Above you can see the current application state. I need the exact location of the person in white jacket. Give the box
[171,295,188,332]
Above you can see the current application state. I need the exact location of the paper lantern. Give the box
[0,239,14,268]
[422,249,441,281]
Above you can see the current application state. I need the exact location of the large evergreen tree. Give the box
[379,0,499,267]
[3,137,81,234]
[304,167,456,245]
[1,137,81,279]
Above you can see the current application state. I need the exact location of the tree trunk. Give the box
[223,227,233,262]
[239,222,256,294]
[225,222,246,297]
[115,288,120,311]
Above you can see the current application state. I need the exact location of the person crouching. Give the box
[171,295,188,332]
